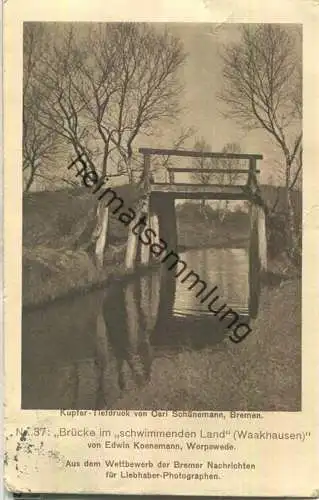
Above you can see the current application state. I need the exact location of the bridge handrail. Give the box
[139,147,262,191]
[166,167,261,174]
[139,147,263,160]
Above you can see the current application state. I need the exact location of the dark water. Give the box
[174,248,248,316]
[22,247,249,409]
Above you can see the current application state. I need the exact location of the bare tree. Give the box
[29,22,187,266]
[35,23,186,182]
[23,23,59,191]
[127,126,194,185]
[290,145,302,192]
[218,24,302,263]
[216,142,242,222]
[190,138,213,215]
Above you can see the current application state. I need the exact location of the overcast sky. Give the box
[137,22,301,186]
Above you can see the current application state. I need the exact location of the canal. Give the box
[22,247,249,410]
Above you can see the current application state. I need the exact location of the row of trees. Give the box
[191,139,243,221]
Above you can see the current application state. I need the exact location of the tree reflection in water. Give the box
[99,271,161,402]
[22,248,249,409]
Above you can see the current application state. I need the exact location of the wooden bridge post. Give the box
[257,204,267,272]
[126,153,152,271]
[249,157,267,273]
[149,211,160,244]
[140,197,151,266]
[143,154,151,191]
[139,153,152,266]
[157,195,177,250]
[248,157,258,193]
[249,197,267,318]
[147,193,160,263]
[249,202,260,319]
[94,203,109,270]
[125,222,139,271]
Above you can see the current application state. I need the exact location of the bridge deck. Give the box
[150,183,249,200]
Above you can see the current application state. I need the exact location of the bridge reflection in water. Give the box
[22,247,249,410]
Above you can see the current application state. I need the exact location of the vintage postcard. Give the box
[3,0,319,496]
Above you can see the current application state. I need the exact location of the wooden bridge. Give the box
[122,147,267,320]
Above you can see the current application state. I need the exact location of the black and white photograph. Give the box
[22,21,302,412]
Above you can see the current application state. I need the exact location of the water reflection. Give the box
[174,248,249,316]
[22,247,249,409]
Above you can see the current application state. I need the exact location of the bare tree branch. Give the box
[218,23,302,262]
[33,23,187,184]
[218,24,302,168]
[23,23,60,191]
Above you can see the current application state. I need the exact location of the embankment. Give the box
[23,185,141,307]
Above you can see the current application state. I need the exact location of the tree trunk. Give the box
[286,188,300,265]
[24,167,35,192]
[199,199,209,220]
[218,200,228,223]
[126,156,134,184]
[285,159,300,265]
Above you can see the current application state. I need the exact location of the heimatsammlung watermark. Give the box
[67,154,253,344]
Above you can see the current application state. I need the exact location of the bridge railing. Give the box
[139,148,262,189]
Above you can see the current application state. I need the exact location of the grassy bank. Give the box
[22,244,128,307]
[23,185,140,307]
